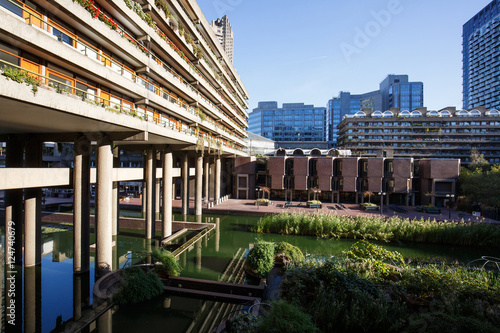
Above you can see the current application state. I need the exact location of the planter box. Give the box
[255,201,269,206]
[307,203,322,209]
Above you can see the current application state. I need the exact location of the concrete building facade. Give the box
[0,0,248,279]
[234,151,460,207]
[337,107,500,165]
[210,15,234,63]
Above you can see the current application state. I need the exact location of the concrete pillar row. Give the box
[215,156,221,201]
[195,153,203,216]
[162,149,173,238]
[181,153,189,215]
[24,136,42,267]
[145,148,156,240]
[96,136,113,277]
[5,135,24,265]
[73,136,91,273]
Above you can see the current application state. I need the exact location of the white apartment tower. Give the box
[210,15,234,63]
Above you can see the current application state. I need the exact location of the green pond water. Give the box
[1,214,498,332]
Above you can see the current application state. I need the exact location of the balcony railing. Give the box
[1,0,247,134]
[0,56,243,152]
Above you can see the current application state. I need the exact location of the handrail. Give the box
[0,57,243,151]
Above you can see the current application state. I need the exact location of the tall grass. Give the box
[253,213,500,247]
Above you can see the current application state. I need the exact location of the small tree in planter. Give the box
[364,191,374,204]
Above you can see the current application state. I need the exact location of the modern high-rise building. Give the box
[327,74,423,147]
[210,15,234,63]
[249,102,328,149]
[463,0,500,110]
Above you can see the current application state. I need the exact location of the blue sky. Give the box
[198,0,492,112]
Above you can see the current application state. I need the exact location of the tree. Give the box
[363,191,374,203]
[469,149,489,171]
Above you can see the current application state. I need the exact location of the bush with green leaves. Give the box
[246,240,275,278]
[274,241,305,262]
[151,248,181,278]
[342,240,406,277]
[258,300,318,333]
[113,266,163,305]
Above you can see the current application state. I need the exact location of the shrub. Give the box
[258,300,318,333]
[246,240,275,278]
[274,241,305,262]
[113,266,163,305]
[151,248,181,278]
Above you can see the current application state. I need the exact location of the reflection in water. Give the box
[1,214,498,332]
[24,266,41,333]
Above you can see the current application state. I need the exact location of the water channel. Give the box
[1,213,497,332]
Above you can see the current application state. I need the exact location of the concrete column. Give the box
[112,182,118,236]
[196,239,202,271]
[73,136,91,273]
[141,181,146,218]
[24,136,42,267]
[162,149,173,238]
[24,266,41,333]
[195,153,203,216]
[155,179,161,220]
[96,136,113,277]
[145,148,156,239]
[215,217,220,252]
[204,157,210,202]
[112,147,120,236]
[181,153,189,215]
[215,155,221,201]
[97,308,113,333]
[73,272,90,322]
[5,135,23,265]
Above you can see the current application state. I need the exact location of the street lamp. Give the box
[256,187,263,209]
[446,193,455,220]
[378,192,386,216]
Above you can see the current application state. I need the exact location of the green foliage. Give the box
[1,66,39,95]
[151,248,181,278]
[113,266,163,305]
[258,300,318,333]
[408,311,500,333]
[253,212,500,247]
[246,240,275,278]
[281,259,406,332]
[342,240,406,277]
[274,241,305,262]
[460,164,500,208]
[306,200,321,205]
[195,46,203,59]
[225,313,260,333]
[280,242,500,332]
[469,148,490,172]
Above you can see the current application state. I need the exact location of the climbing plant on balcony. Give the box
[1,66,39,95]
